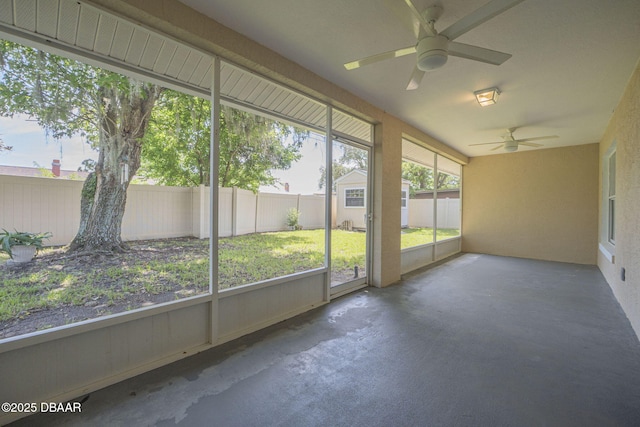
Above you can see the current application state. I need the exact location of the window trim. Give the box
[344,187,365,208]
[600,142,616,261]
[607,152,616,245]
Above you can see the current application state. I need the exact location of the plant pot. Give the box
[11,245,37,263]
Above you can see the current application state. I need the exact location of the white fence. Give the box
[0,175,332,246]
[408,198,461,229]
[0,175,457,247]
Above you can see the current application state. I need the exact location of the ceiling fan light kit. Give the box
[474,87,501,106]
[503,140,518,152]
[417,36,449,71]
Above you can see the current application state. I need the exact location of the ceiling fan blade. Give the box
[449,42,512,65]
[514,135,559,143]
[440,0,527,41]
[403,0,437,37]
[406,66,425,90]
[469,141,503,146]
[344,45,416,70]
[519,142,543,147]
[491,144,504,151]
[383,0,421,39]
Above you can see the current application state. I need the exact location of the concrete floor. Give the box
[13,253,640,426]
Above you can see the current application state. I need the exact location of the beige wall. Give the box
[372,117,402,287]
[462,144,599,264]
[598,61,640,339]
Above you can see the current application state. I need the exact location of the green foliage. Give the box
[437,172,460,190]
[402,161,460,197]
[140,91,309,191]
[77,159,96,172]
[286,208,300,227]
[140,90,212,186]
[402,162,434,197]
[81,172,97,200]
[0,230,52,258]
[0,39,161,176]
[1,40,108,144]
[319,142,368,190]
[219,106,308,192]
[32,161,55,178]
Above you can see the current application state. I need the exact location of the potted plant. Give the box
[286,208,301,231]
[0,230,52,263]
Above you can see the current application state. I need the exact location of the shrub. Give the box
[286,208,300,228]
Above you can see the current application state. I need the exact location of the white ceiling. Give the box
[178,0,640,157]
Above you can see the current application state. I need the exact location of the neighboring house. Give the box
[335,169,411,228]
[0,159,89,180]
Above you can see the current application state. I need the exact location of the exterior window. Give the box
[608,152,616,244]
[401,190,408,208]
[345,188,365,207]
[600,143,616,260]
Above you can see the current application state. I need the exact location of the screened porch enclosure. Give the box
[0,2,462,424]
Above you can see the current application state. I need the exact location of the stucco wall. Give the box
[372,117,402,287]
[462,144,599,265]
[598,61,640,339]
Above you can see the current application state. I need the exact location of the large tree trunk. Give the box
[71,170,128,252]
[69,82,162,253]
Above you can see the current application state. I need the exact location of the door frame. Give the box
[330,137,373,299]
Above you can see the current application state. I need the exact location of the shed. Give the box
[335,170,410,229]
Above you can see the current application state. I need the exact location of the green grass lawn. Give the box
[219,229,368,288]
[1,231,365,326]
[401,227,460,249]
[0,228,460,331]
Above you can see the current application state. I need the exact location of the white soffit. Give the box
[402,139,460,176]
[332,109,372,144]
[220,61,328,133]
[0,0,373,142]
[0,0,213,94]
[403,139,435,169]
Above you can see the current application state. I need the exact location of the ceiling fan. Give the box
[469,128,559,152]
[344,0,527,90]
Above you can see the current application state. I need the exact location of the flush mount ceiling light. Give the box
[474,87,500,106]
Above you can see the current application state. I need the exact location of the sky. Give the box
[260,133,327,195]
[0,114,95,171]
[0,115,326,195]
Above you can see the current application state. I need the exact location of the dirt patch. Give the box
[0,238,207,339]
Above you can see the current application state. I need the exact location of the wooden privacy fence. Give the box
[0,175,334,246]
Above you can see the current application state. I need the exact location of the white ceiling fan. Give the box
[344,0,527,90]
[469,128,559,152]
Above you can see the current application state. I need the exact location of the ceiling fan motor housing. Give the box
[417,35,449,71]
[504,140,519,152]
